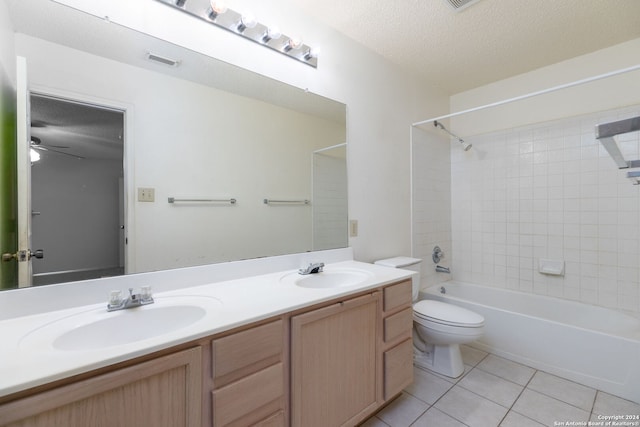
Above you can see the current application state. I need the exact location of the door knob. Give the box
[1,249,44,262]
[30,249,44,259]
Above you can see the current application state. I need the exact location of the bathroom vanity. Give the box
[0,257,414,427]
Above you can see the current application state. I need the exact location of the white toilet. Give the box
[374,257,484,378]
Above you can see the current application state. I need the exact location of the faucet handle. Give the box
[432,246,444,263]
[140,286,153,301]
[298,262,325,274]
[109,290,122,305]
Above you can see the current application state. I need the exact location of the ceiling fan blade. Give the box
[30,120,49,128]
[32,145,85,160]
[43,144,70,149]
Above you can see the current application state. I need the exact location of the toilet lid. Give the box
[413,300,484,327]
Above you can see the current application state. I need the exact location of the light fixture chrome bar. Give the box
[155,0,318,68]
[168,197,237,204]
[595,116,640,169]
[263,199,310,205]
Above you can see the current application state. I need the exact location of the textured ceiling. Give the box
[286,0,640,94]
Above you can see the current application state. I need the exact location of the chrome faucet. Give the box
[107,287,154,311]
[298,262,325,275]
[435,265,450,274]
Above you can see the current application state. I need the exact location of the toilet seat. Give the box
[413,300,484,328]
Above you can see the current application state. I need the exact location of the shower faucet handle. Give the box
[432,246,444,263]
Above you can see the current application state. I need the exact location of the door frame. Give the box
[28,83,136,276]
[16,57,31,287]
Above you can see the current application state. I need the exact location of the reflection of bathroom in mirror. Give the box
[2,0,347,290]
[312,143,348,251]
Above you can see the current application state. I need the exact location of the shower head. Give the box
[434,120,472,151]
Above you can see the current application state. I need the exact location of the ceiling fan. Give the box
[30,135,85,160]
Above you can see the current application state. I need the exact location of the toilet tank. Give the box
[374,257,422,300]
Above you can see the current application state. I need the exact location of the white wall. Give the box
[31,155,122,274]
[53,0,450,265]
[450,38,640,136]
[0,0,14,85]
[446,38,640,314]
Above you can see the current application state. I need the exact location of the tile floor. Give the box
[363,346,640,427]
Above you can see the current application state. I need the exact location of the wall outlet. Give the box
[137,187,155,202]
[349,219,358,237]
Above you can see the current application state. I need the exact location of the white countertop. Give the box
[0,260,414,398]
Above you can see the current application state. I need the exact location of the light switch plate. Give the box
[138,187,155,202]
[349,219,358,237]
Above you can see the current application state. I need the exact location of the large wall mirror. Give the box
[2,0,347,289]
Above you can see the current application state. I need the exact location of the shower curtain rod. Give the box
[412,64,640,127]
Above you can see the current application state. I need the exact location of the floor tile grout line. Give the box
[496,367,542,427]
[408,368,470,427]
[524,370,598,416]
[406,349,488,427]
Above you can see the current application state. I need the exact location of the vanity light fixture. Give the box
[155,0,318,68]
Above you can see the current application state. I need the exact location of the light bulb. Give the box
[208,0,227,19]
[284,36,302,52]
[262,26,281,43]
[304,47,319,60]
[237,13,257,32]
[30,148,40,162]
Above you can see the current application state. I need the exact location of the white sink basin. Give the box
[19,295,221,352]
[281,268,374,289]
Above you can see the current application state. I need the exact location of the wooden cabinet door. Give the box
[291,293,379,427]
[0,347,202,427]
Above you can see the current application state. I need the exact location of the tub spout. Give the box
[436,265,450,274]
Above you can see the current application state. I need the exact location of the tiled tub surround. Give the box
[420,282,640,404]
[0,248,414,397]
[450,104,640,315]
[366,345,640,427]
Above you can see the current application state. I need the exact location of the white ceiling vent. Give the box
[146,52,181,67]
[444,0,482,12]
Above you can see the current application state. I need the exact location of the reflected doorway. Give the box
[29,94,125,285]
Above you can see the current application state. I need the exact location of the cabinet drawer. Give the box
[384,307,413,344]
[212,363,284,427]
[383,339,413,400]
[383,280,412,313]
[212,319,282,386]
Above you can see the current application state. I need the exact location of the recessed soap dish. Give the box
[538,259,565,276]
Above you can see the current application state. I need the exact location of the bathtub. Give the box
[419,281,640,404]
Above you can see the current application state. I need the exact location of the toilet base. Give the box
[413,343,465,378]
